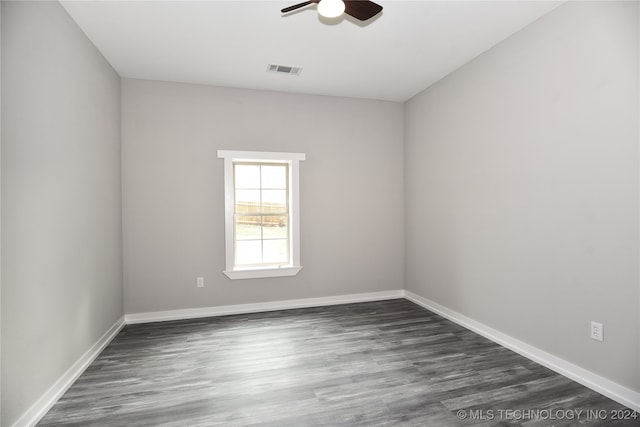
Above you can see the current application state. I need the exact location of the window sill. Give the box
[223,266,303,280]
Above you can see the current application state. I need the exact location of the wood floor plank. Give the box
[38,299,638,426]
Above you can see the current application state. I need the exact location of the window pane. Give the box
[262,190,287,212]
[263,239,289,264]
[235,215,261,240]
[235,240,262,265]
[263,216,288,239]
[235,190,260,213]
[235,164,260,189]
[261,165,287,189]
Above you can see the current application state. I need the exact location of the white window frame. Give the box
[217,150,305,280]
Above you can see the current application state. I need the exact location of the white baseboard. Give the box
[404,290,640,412]
[125,289,405,324]
[12,317,126,427]
[11,291,402,426]
[14,289,638,427]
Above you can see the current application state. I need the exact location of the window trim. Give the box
[217,150,305,280]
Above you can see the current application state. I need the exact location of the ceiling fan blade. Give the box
[344,0,383,21]
[281,1,315,14]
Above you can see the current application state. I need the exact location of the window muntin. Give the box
[233,162,290,268]
[218,150,304,280]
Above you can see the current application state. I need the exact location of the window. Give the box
[218,150,305,279]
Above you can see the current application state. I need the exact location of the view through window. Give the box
[218,150,304,280]
[234,162,290,267]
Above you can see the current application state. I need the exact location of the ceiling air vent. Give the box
[267,64,302,76]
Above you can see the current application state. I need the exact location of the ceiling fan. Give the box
[281,0,383,21]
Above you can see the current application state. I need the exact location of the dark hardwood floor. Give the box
[39,299,638,426]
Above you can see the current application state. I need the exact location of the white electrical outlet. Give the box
[196,277,204,288]
[591,321,603,342]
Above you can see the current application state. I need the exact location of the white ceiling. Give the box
[60,0,562,102]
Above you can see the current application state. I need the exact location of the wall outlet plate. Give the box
[590,321,603,342]
[196,277,204,288]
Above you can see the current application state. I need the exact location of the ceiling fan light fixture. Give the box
[317,0,345,18]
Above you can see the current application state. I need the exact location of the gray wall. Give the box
[1,1,638,424]
[1,2,123,425]
[405,1,640,392]
[122,78,404,314]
